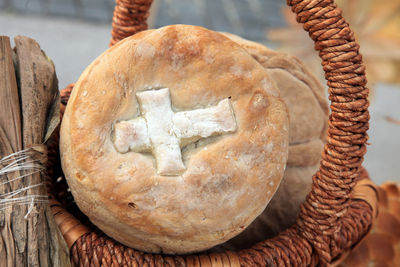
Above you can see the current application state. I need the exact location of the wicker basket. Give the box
[48,0,379,266]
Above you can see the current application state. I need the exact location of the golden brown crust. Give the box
[60,25,289,254]
[222,32,328,152]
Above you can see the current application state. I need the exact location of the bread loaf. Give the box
[60,25,289,254]
[216,33,328,249]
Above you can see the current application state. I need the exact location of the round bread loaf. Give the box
[60,25,289,254]
[216,33,329,249]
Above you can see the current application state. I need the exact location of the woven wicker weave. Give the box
[49,0,380,266]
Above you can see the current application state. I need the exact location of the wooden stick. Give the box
[0,37,22,153]
[0,36,70,266]
[0,35,24,266]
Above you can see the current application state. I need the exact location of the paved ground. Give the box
[152,0,285,42]
[0,7,399,185]
[0,0,285,41]
[363,84,400,183]
[0,0,115,21]
[0,11,111,88]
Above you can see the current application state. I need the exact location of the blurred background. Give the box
[0,0,399,184]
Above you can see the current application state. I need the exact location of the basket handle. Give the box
[62,0,373,265]
[286,0,370,263]
[110,0,153,46]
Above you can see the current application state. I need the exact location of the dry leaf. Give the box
[385,116,400,125]
[268,0,400,86]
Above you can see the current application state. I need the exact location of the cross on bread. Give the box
[113,88,237,176]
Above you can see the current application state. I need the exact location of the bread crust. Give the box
[216,32,328,250]
[60,25,289,254]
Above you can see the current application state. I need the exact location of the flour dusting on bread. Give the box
[60,25,289,254]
